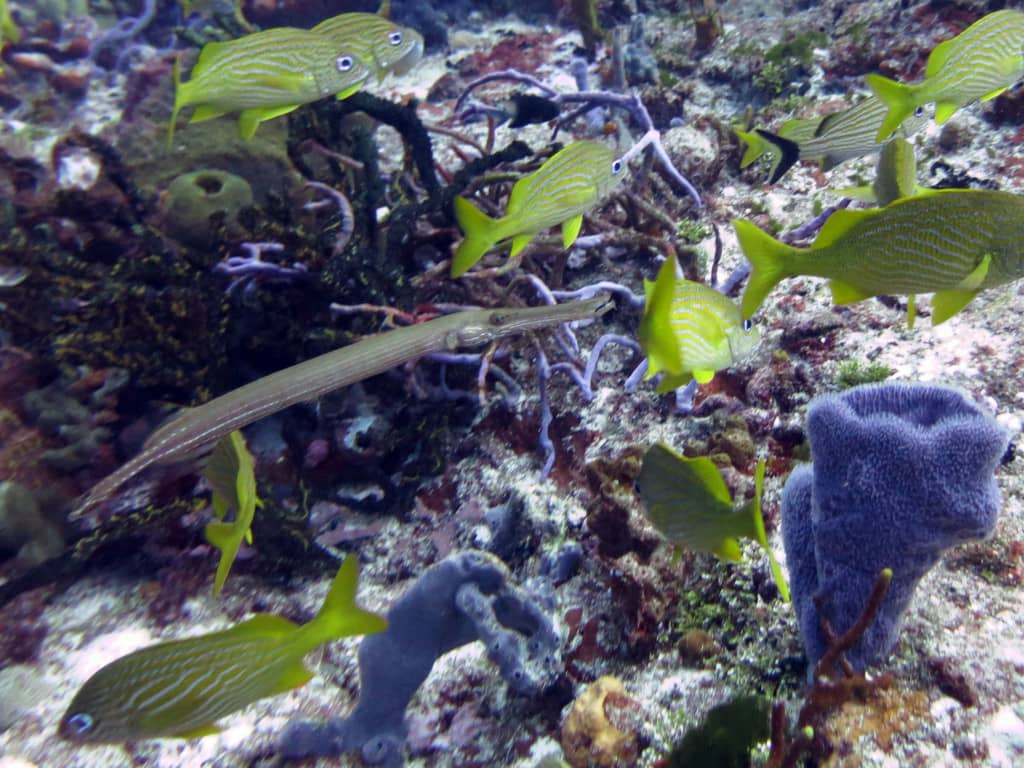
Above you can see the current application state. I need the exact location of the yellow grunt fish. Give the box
[638,256,759,392]
[451,140,626,277]
[736,189,1024,325]
[638,444,789,602]
[311,12,424,81]
[867,9,1024,140]
[169,27,370,144]
[1,0,19,44]
[59,556,386,744]
[203,430,262,596]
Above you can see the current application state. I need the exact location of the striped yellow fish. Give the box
[638,445,789,601]
[58,556,386,743]
[638,256,758,392]
[867,9,1024,141]
[1,0,20,44]
[203,430,262,597]
[753,96,929,183]
[451,140,626,277]
[168,27,371,144]
[311,12,424,81]
[737,189,1024,325]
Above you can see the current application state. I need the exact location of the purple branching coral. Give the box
[304,181,355,257]
[212,241,314,296]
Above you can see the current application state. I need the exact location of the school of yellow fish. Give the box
[45,4,1024,757]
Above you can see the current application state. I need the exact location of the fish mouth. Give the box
[389,33,424,76]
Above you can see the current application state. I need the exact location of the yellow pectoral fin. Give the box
[957,253,992,291]
[907,294,916,328]
[692,369,715,384]
[931,257,989,325]
[829,279,873,305]
[336,83,362,100]
[561,214,583,248]
[980,86,1009,102]
[934,101,959,124]
[238,104,300,140]
[715,537,743,562]
[190,104,227,124]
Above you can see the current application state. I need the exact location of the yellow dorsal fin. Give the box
[192,40,232,78]
[813,207,873,249]
[506,175,531,215]
[924,36,955,78]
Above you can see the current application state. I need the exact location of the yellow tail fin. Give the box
[734,219,796,319]
[451,196,498,277]
[301,557,388,650]
[865,73,917,142]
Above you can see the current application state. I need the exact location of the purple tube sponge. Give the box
[781,383,1009,671]
[279,551,561,766]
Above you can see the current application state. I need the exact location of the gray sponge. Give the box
[280,550,561,766]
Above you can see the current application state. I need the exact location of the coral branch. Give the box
[304,181,355,256]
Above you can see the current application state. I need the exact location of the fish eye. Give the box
[913,106,925,117]
[336,55,354,73]
[388,30,403,46]
[611,159,623,175]
[742,319,753,332]
[65,713,94,734]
